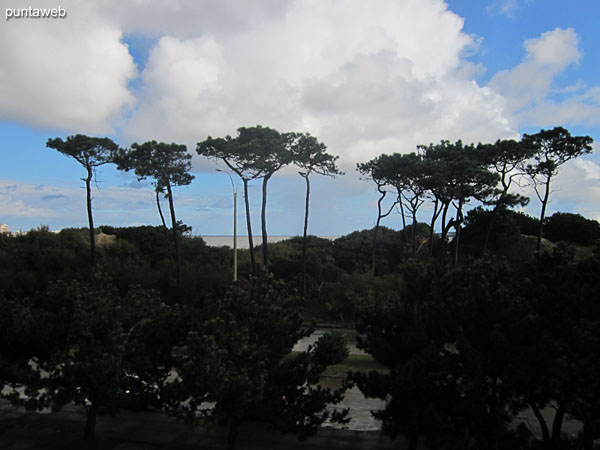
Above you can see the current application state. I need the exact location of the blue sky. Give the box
[1,0,599,237]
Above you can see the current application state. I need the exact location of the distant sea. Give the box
[201,235,338,249]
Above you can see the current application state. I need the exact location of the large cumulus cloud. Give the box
[490,27,600,128]
[0,1,137,133]
[122,0,516,170]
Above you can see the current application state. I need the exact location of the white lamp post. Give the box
[217,169,240,281]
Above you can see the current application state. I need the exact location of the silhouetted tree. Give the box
[1,279,172,440]
[353,259,531,450]
[289,132,342,295]
[386,153,428,257]
[46,135,118,265]
[198,130,265,275]
[420,140,498,264]
[477,139,533,254]
[249,127,292,270]
[520,127,593,251]
[114,141,194,284]
[165,274,347,449]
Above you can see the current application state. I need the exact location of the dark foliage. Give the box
[543,212,600,245]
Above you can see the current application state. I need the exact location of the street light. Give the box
[217,169,240,281]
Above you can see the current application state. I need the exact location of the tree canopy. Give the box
[46,134,119,265]
[115,141,194,284]
[520,127,593,251]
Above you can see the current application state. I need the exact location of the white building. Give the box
[0,223,9,234]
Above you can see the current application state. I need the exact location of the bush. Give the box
[544,212,600,245]
[313,331,349,366]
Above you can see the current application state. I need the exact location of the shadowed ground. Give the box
[0,399,404,450]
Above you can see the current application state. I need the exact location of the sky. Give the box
[1,0,599,238]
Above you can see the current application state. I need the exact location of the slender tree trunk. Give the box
[243,178,256,275]
[398,195,407,248]
[529,401,551,443]
[551,405,566,446]
[166,182,181,284]
[484,173,511,254]
[440,201,451,260]
[301,173,310,298]
[429,197,440,255]
[372,188,387,277]
[411,206,418,258]
[537,178,551,252]
[453,200,463,266]
[85,166,96,265]
[156,189,175,270]
[261,173,272,270]
[83,399,98,440]
[226,417,240,450]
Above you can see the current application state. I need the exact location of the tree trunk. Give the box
[551,405,566,446]
[301,173,310,298]
[226,417,240,450]
[156,189,175,270]
[453,201,463,266]
[398,195,407,249]
[411,207,418,258]
[439,201,451,260]
[83,400,97,440]
[261,173,272,270]
[537,177,551,252]
[483,174,511,254]
[166,182,181,284]
[529,401,551,443]
[428,198,440,255]
[85,166,96,266]
[243,178,256,276]
[371,188,387,277]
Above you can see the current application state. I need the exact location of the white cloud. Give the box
[0,178,160,230]
[486,0,533,18]
[0,1,137,133]
[516,156,600,222]
[3,0,598,234]
[489,28,600,128]
[122,0,515,171]
[545,158,600,220]
[524,28,581,68]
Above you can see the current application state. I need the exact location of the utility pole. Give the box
[217,169,239,281]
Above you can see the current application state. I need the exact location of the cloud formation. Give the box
[0,2,137,133]
[489,27,600,128]
[122,0,515,170]
[486,0,532,18]
[1,0,598,233]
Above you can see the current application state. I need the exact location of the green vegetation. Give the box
[323,355,389,378]
[2,125,599,450]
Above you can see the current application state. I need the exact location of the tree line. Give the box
[1,124,598,449]
[358,127,593,271]
[47,126,341,295]
[47,126,593,281]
